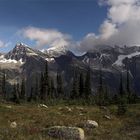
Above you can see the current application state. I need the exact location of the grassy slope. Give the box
[0,103,139,140]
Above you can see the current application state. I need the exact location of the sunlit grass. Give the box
[0,102,139,140]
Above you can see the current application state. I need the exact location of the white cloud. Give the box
[0,40,4,48]
[19,0,140,54]
[21,27,72,49]
[77,0,140,53]
[0,40,11,48]
[100,0,138,6]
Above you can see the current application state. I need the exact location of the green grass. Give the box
[0,102,139,140]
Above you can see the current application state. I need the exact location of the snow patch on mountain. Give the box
[26,48,38,56]
[0,55,24,64]
[113,52,140,66]
[46,58,55,62]
[41,45,67,57]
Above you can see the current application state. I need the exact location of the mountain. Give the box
[0,43,140,95]
[41,45,68,57]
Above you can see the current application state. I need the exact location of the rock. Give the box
[56,112,61,115]
[58,107,72,112]
[38,104,48,109]
[76,107,84,111]
[5,105,12,109]
[100,106,108,111]
[58,107,62,110]
[104,115,111,120]
[46,126,85,140]
[10,121,17,128]
[66,106,72,112]
[100,106,110,114]
[79,113,84,116]
[84,120,98,128]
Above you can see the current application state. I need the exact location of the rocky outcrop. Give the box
[45,126,85,140]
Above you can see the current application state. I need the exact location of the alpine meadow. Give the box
[0,0,140,140]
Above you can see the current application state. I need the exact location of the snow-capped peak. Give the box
[41,45,68,57]
[113,51,140,67]
[16,42,28,47]
[4,42,41,63]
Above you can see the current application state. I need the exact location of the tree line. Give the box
[0,60,139,115]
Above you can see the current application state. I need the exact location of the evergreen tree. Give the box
[39,72,45,100]
[126,68,132,104]
[117,96,127,115]
[126,58,132,104]
[130,93,138,104]
[34,76,39,101]
[56,72,64,98]
[16,83,20,98]
[103,86,110,105]
[2,71,6,99]
[84,67,91,99]
[112,94,119,104]
[12,84,20,104]
[71,70,79,99]
[117,72,127,115]
[20,78,26,100]
[97,68,104,105]
[44,61,50,100]
[27,87,33,102]
[79,73,84,98]
[119,73,124,96]
[50,78,55,99]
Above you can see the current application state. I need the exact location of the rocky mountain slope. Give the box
[0,43,140,95]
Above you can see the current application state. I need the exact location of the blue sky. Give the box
[0,0,107,52]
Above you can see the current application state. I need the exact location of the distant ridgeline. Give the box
[0,43,140,105]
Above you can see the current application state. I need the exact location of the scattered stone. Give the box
[10,121,17,128]
[100,106,110,114]
[104,115,111,120]
[79,113,84,116]
[46,126,85,140]
[58,107,72,112]
[76,107,84,111]
[5,105,12,109]
[56,112,61,115]
[58,107,62,110]
[100,106,108,111]
[38,104,48,109]
[65,106,72,112]
[84,120,99,128]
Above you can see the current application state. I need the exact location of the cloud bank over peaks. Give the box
[78,0,140,53]
[0,40,5,48]
[21,27,72,50]
[0,40,11,49]
[20,0,140,54]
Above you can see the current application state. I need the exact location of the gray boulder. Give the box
[47,126,85,140]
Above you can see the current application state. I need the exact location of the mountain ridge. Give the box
[1,43,140,95]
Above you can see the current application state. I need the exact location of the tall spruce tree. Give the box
[50,78,55,99]
[12,84,20,104]
[20,78,26,100]
[84,67,91,99]
[79,73,84,98]
[97,68,104,105]
[34,76,39,101]
[117,72,127,115]
[39,72,44,100]
[2,71,6,99]
[44,61,50,100]
[119,72,124,96]
[126,65,131,104]
[71,69,79,99]
[27,87,33,102]
[126,58,131,101]
[56,72,64,98]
